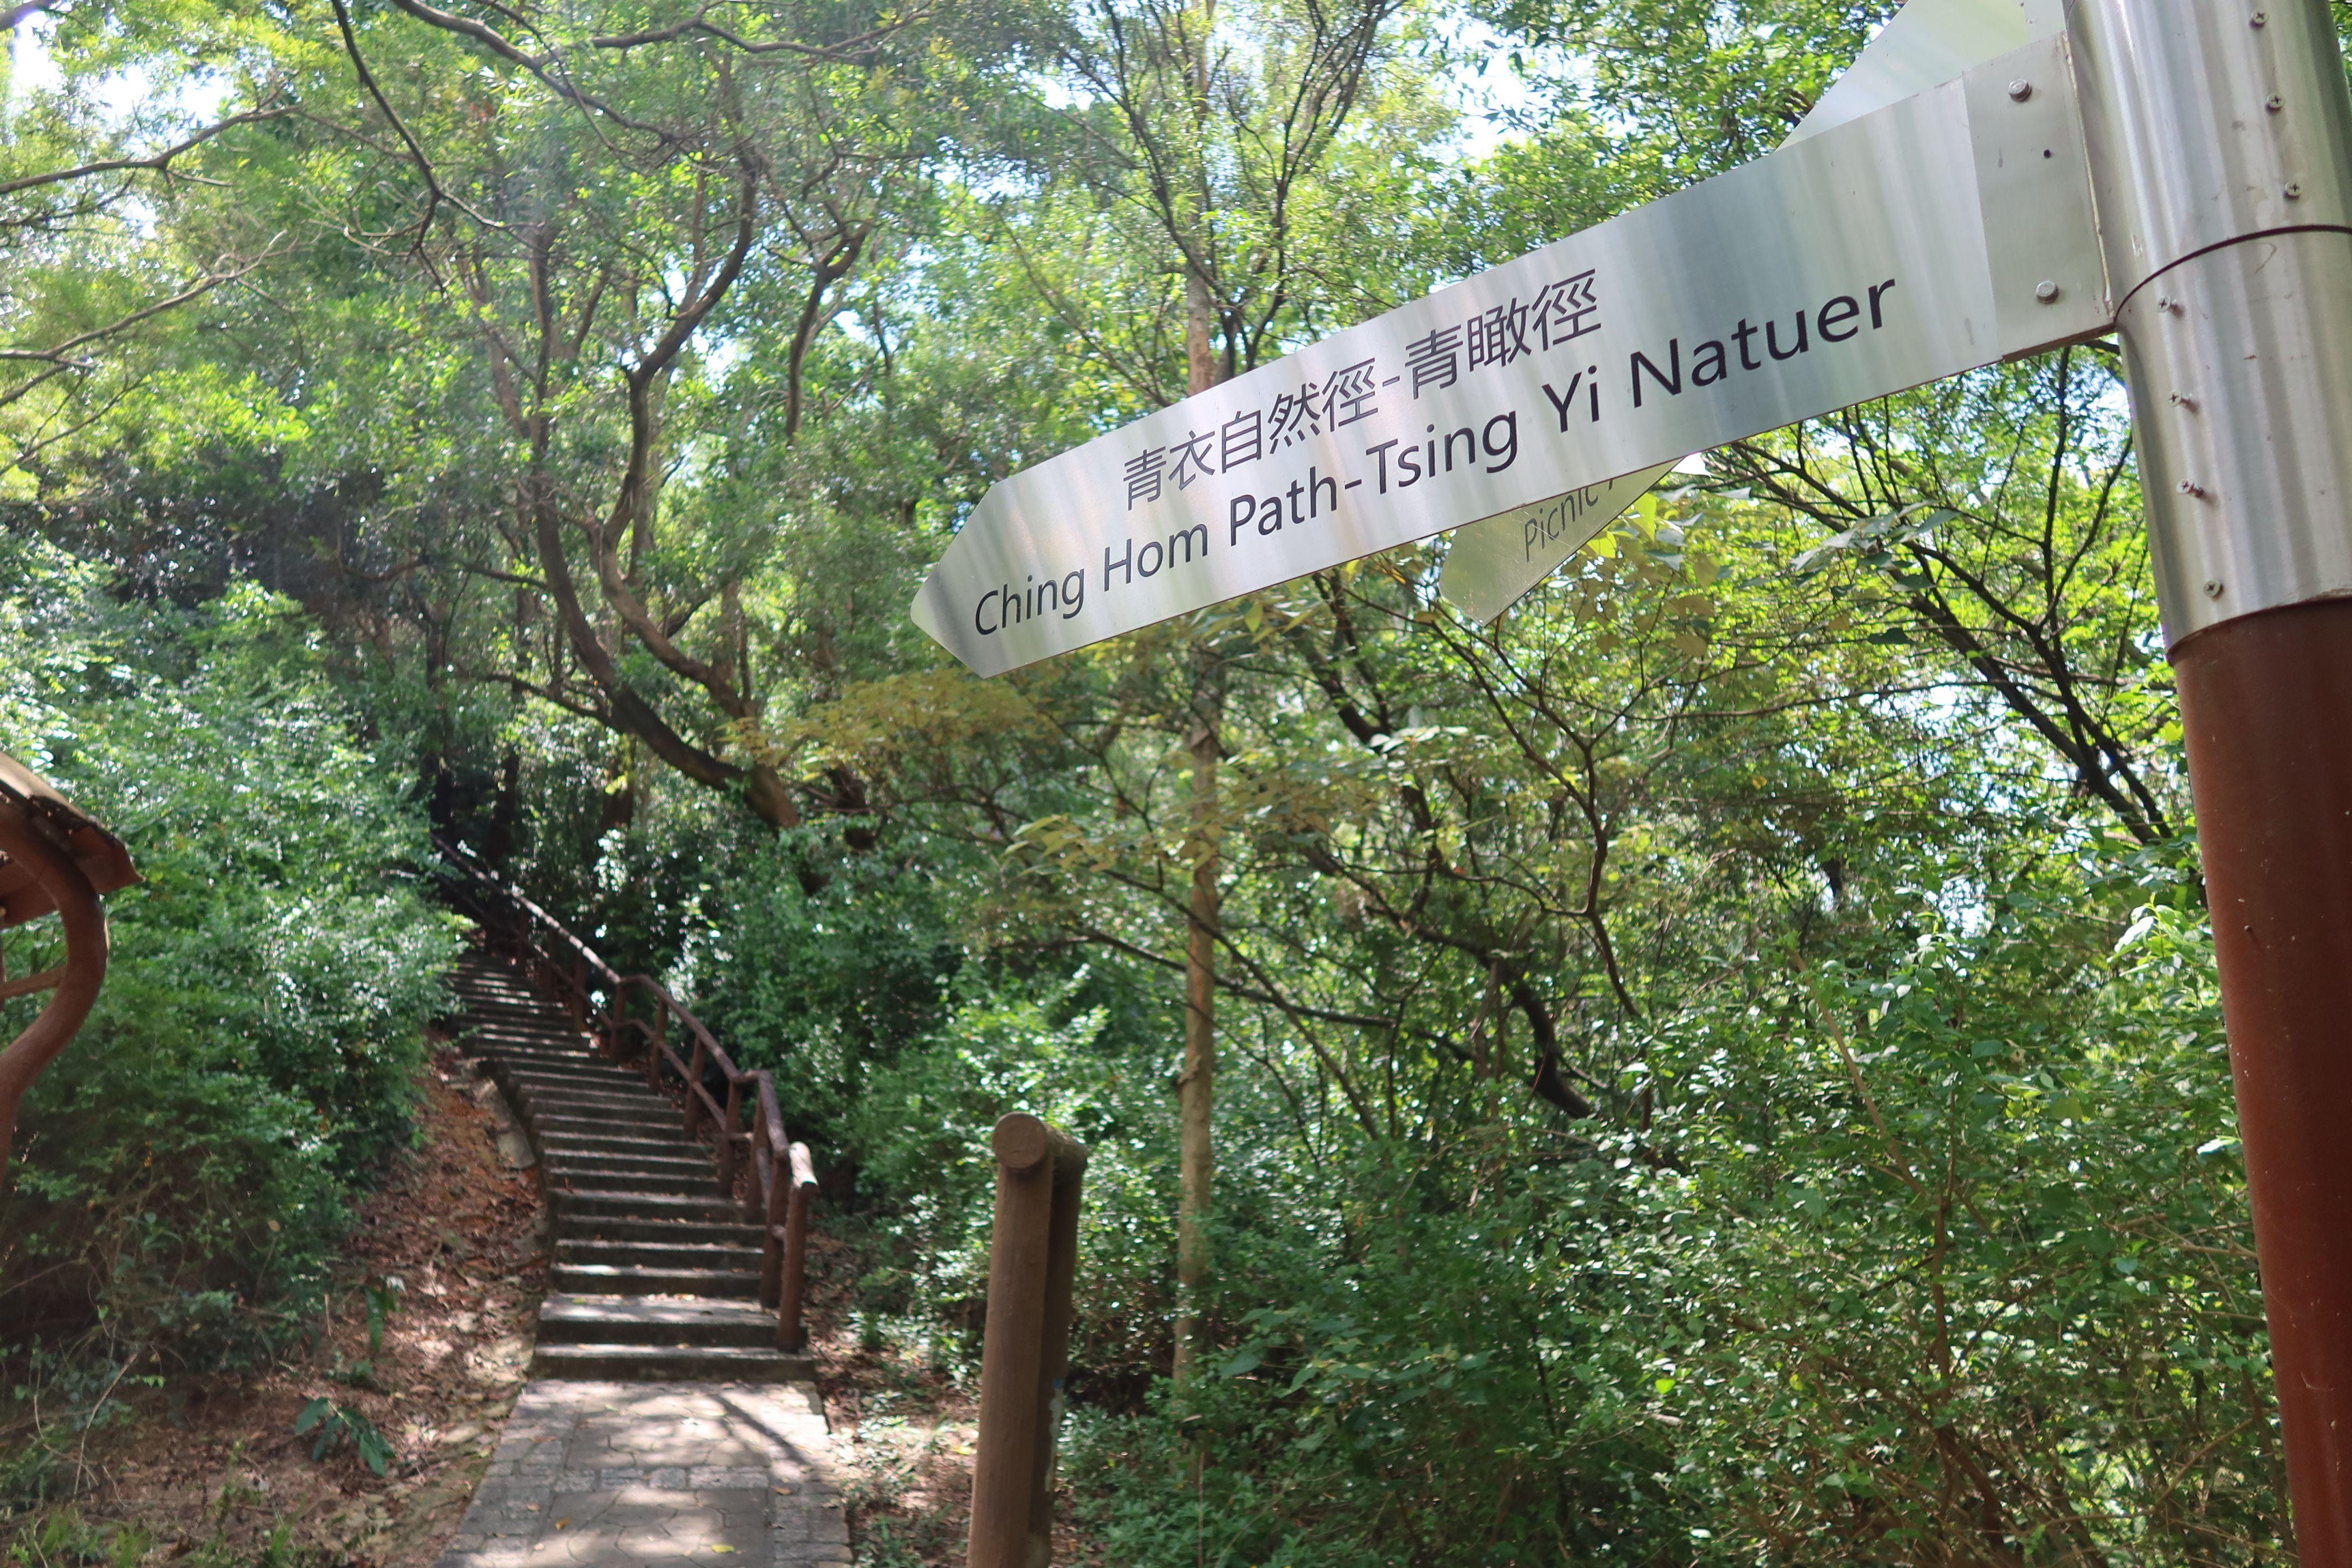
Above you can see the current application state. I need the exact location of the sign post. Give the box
[2070,2,2352,1556]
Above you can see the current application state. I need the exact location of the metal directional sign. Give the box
[1437,0,2049,623]
[911,32,2110,675]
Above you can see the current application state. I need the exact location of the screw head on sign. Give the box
[2035,279,2061,303]
[2286,182,2304,199]
[2204,579,2225,599]
[2169,391,2197,409]
[2268,95,2285,111]
[2251,10,2267,25]
[2178,480,2205,497]
[2007,80,2033,102]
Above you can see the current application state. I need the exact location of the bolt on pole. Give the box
[2072,0,2352,1556]
[967,1114,1087,1568]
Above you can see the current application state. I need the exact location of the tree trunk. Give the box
[1185,269,1219,402]
[1172,262,1224,1382]
[1173,645,1220,1383]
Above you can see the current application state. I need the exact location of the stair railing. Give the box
[0,753,138,1179]
[432,837,820,1350]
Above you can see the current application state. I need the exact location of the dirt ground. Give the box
[815,1285,980,1568]
[809,1235,1099,1568]
[2,1045,546,1568]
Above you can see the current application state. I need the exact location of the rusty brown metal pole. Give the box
[969,1114,1085,1568]
[2174,605,2352,1555]
[0,801,107,1174]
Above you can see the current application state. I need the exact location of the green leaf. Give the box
[354,1423,394,1477]
[1217,1344,1267,1378]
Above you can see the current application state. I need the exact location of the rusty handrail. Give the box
[431,837,818,1350]
[0,756,136,1178]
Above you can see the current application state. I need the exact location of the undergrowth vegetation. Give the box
[0,539,456,1507]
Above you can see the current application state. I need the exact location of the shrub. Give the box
[0,542,457,1372]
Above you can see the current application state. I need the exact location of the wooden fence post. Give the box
[968,1114,1086,1568]
[778,1142,817,1352]
[718,1078,741,1191]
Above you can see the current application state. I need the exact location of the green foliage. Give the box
[4,1501,321,1568]
[290,1399,391,1478]
[3,1507,152,1568]
[0,539,458,1371]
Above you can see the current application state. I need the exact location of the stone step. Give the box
[499,1062,652,1087]
[476,1044,635,1069]
[501,1073,674,1105]
[528,1343,814,1381]
[531,1112,688,1141]
[552,1215,764,1247]
[550,1262,760,1298]
[537,1131,696,1157]
[530,1115,688,1139]
[487,1062,635,1086]
[542,1170,728,1198]
[464,1024,597,1048]
[557,1238,764,1270]
[455,986,541,1005]
[461,1011,581,1034]
[464,1023,598,1043]
[512,1085,678,1116]
[502,1067,666,1096]
[541,1151,721,1181]
[538,1136,711,1163]
[553,1190,745,1224]
[467,1033,600,1054]
[490,1063,648,1091]
[536,1294,779,1347]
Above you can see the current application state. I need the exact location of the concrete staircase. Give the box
[452,952,815,1383]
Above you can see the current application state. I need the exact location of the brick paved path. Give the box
[434,1381,848,1568]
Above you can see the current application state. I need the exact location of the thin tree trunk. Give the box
[1185,269,1219,401]
[1173,646,1220,1383]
